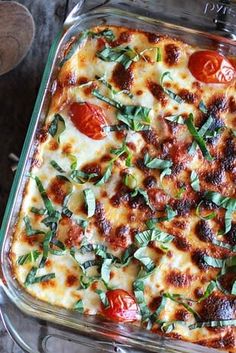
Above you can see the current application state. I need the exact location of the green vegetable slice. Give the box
[185,113,213,161]
[133,248,156,273]
[83,189,96,217]
[48,114,65,143]
[74,299,84,313]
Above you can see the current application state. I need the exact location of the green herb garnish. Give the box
[190,171,200,192]
[48,114,65,143]
[74,299,84,313]
[144,153,173,170]
[23,216,45,236]
[83,189,96,217]
[17,250,41,266]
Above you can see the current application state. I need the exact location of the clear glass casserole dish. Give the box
[0,1,236,352]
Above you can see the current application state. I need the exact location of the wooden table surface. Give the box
[0,1,77,351]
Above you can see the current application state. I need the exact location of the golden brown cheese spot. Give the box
[175,309,190,321]
[164,43,180,66]
[110,31,132,47]
[178,89,198,105]
[195,220,215,243]
[197,330,236,350]
[62,143,73,154]
[81,162,101,181]
[173,235,191,251]
[165,269,194,288]
[220,137,236,172]
[47,177,69,205]
[37,128,48,144]
[191,249,209,270]
[66,274,78,287]
[94,201,112,237]
[40,278,56,289]
[111,63,134,91]
[147,81,167,106]
[225,223,236,246]
[57,217,83,248]
[229,96,236,113]
[145,32,163,43]
[110,182,130,207]
[143,176,157,189]
[171,198,196,216]
[204,168,225,186]
[200,294,235,321]
[208,95,229,116]
[147,188,169,210]
[141,129,159,149]
[48,140,59,151]
[108,225,131,249]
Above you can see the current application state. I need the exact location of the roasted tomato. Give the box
[69,102,107,140]
[188,50,235,84]
[101,289,139,323]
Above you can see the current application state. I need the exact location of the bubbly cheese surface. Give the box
[11,26,236,352]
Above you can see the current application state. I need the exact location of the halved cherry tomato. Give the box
[188,50,235,84]
[101,289,139,323]
[69,102,107,140]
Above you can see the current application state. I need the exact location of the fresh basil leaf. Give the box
[97,45,138,69]
[89,29,115,41]
[49,239,66,255]
[17,250,41,266]
[41,210,60,231]
[135,229,174,246]
[119,244,136,267]
[131,188,154,211]
[92,89,121,109]
[156,47,162,62]
[134,248,156,273]
[96,289,110,308]
[189,319,236,329]
[24,266,55,286]
[70,170,98,184]
[61,31,89,65]
[190,171,200,192]
[79,275,98,289]
[39,231,54,268]
[198,281,216,302]
[196,201,216,221]
[188,115,214,155]
[144,153,173,170]
[23,216,45,236]
[160,168,172,183]
[110,141,132,167]
[211,237,236,252]
[124,173,137,189]
[103,124,128,132]
[30,207,47,215]
[147,206,177,227]
[199,100,208,114]
[83,189,96,217]
[160,71,184,103]
[203,255,225,268]
[165,115,185,124]
[48,114,65,143]
[74,299,84,313]
[161,321,178,333]
[65,153,77,170]
[34,176,55,215]
[95,164,113,186]
[133,280,150,321]
[204,191,236,211]
[101,258,113,284]
[185,113,213,161]
[164,293,200,319]
[50,160,65,173]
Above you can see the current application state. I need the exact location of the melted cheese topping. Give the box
[11,26,236,352]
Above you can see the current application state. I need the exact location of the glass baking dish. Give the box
[1,1,236,352]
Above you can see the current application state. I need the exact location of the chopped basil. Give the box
[79,275,98,289]
[83,189,96,218]
[92,89,151,132]
[190,171,200,192]
[110,141,132,167]
[135,229,174,246]
[39,231,53,268]
[81,259,101,271]
[175,186,186,199]
[24,266,55,287]
[133,280,150,321]
[30,207,47,215]
[95,75,133,99]
[23,216,45,236]
[61,29,115,65]
[185,114,213,161]
[97,45,138,69]
[101,258,113,284]
[48,114,65,143]
[211,237,236,252]
[203,255,224,268]
[165,115,185,124]
[144,153,173,170]
[196,201,216,221]
[96,290,110,308]
[160,321,178,333]
[119,244,136,267]
[160,167,172,183]
[34,176,55,215]
[17,250,41,266]
[198,281,216,302]
[65,153,77,170]
[160,71,184,103]
[164,293,200,319]
[131,188,154,211]
[156,47,162,62]
[199,100,208,114]
[49,239,66,255]
[70,170,98,184]
[74,299,84,313]
[103,124,128,132]
[50,160,65,173]
[188,115,214,155]
[146,295,167,330]
[189,319,236,329]
[124,173,137,189]
[134,248,156,273]
[95,164,112,186]
[41,211,60,231]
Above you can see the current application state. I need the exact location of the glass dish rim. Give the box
[1,3,236,353]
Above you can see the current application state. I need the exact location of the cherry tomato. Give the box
[188,50,235,84]
[101,289,139,323]
[69,102,107,140]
